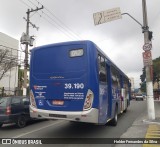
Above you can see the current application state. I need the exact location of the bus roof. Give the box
[31,40,129,80]
[31,40,92,52]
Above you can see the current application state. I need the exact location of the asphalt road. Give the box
[0,100,147,147]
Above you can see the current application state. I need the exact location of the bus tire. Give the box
[123,108,127,113]
[110,106,118,126]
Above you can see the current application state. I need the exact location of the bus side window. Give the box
[98,55,107,83]
[111,66,120,88]
[98,55,101,68]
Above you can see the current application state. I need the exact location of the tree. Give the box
[140,81,146,92]
[140,67,146,83]
[140,67,146,93]
[0,49,18,81]
[153,56,160,82]
[140,56,160,92]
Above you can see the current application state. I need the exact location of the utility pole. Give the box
[93,1,155,120]
[142,0,155,120]
[21,6,43,96]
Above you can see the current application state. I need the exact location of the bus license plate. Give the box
[52,100,64,105]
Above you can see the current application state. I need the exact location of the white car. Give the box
[135,94,144,101]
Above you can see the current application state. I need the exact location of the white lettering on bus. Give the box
[64,83,84,89]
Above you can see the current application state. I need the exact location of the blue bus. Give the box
[29,40,131,126]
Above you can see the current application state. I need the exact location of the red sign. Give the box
[142,51,152,66]
[143,51,151,59]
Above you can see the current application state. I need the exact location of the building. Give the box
[0,32,19,95]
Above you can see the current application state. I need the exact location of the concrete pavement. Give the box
[115,100,160,147]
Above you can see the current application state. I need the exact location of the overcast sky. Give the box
[0,0,160,88]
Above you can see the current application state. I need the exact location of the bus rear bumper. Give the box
[30,106,99,124]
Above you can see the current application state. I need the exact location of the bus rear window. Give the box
[32,45,87,74]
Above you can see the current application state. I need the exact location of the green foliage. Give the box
[153,56,160,82]
[140,56,160,92]
[140,82,146,92]
[140,67,146,83]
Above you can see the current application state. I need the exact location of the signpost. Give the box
[93,0,155,120]
[93,7,122,25]
[142,51,152,66]
[142,0,155,120]
[143,43,152,51]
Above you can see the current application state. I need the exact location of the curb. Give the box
[143,116,160,125]
[143,119,160,125]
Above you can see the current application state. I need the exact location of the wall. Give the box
[0,32,18,95]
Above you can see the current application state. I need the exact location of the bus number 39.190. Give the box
[64,83,84,89]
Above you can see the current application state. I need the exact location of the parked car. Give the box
[135,94,145,101]
[131,93,136,100]
[0,96,31,128]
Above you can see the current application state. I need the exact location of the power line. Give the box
[41,12,79,40]
[20,0,78,40]
[21,0,81,41]
[42,8,82,40]
[31,0,82,40]
[27,0,37,7]
[19,0,32,9]
[34,0,80,35]
[40,14,76,40]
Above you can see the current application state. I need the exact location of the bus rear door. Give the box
[98,54,109,124]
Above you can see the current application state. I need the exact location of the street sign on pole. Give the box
[143,43,152,51]
[93,7,122,25]
[142,51,152,66]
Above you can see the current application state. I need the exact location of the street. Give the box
[0,100,147,146]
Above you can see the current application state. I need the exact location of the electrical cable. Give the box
[27,0,81,40]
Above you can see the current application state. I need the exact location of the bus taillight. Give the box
[30,90,37,108]
[83,89,94,111]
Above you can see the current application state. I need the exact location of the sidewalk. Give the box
[115,101,160,147]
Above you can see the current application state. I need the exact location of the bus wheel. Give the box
[123,108,127,113]
[110,106,118,126]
